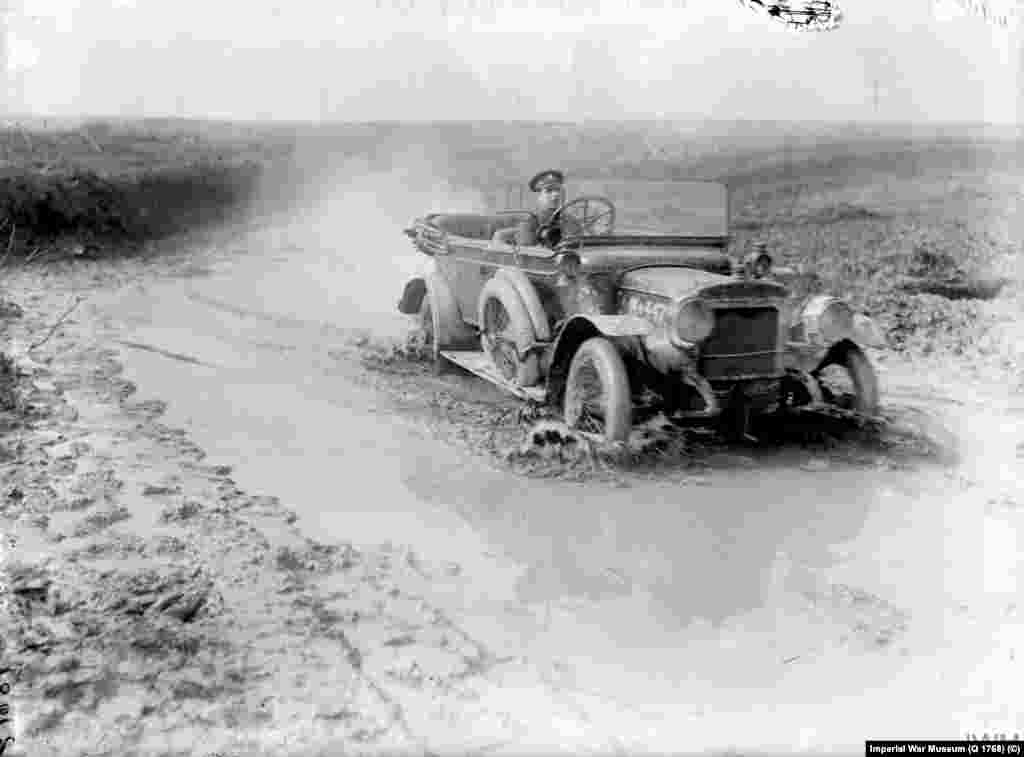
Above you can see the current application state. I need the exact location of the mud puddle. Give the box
[78,216,1024,752]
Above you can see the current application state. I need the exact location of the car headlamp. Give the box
[673,297,715,345]
[801,295,855,343]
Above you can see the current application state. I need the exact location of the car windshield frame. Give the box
[492,179,731,239]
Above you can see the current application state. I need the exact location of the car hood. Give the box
[619,266,790,301]
[576,244,732,276]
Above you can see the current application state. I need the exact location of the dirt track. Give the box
[0,215,1022,756]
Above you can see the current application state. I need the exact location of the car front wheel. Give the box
[813,343,880,415]
[563,337,633,443]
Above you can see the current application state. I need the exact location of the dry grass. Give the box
[0,118,303,261]
[720,163,1023,384]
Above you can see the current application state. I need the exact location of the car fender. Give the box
[492,268,551,342]
[786,336,879,376]
[425,268,477,350]
[786,296,886,371]
[396,257,440,314]
[581,314,655,337]
[397,277,426,314]
[545,314,653,403]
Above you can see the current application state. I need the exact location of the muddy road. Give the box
[65,195,1023,753]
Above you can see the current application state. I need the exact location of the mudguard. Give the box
[573,315,654,337]
[425,267,477,350]
[397,278,426,314]
[396,257,441,314]
[787,295,886,372]
[476,275,542,386]
[491,268,551,342]
[545,314,653,402]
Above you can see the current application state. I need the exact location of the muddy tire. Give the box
[478,277,541,387]
[814,343,880,415]
[418,297,449,375]
[418,270,475,376]
[563,337,632,443]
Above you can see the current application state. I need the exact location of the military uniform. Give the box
[494,169,575,247]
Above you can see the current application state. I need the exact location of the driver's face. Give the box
[537,184,563,213]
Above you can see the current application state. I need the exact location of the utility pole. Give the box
[858,47,896,134]
[319,85,329,123]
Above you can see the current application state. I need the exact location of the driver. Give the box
[493,169,577,247]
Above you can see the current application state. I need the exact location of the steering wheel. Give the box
[545,195,616,241]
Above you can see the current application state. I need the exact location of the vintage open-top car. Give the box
[397,180,885,443]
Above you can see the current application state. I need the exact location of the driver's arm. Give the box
[493,216,539,246]
[492,226,518,245]
[518,215,539,246]
[560,214,584,237]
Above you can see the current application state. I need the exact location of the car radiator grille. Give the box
[699,306,781,380]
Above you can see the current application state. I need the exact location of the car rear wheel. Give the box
[563,337,632,443]
[479,277,541,387]
[418,297,449,375]
[813,343,879,415]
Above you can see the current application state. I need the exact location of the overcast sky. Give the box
[1,0,1020,123]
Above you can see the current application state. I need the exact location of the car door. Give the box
[434,233,493,327]
[445,219,528,326]
[434,213,537,327]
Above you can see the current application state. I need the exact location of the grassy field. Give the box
[0,117,300,259]
[1,116,1021,384]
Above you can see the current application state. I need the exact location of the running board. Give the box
[440,350,547,403]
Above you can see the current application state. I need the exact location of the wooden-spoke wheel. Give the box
[478,277,541,387]
[481,296,519,382]
[563,337,632,443]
